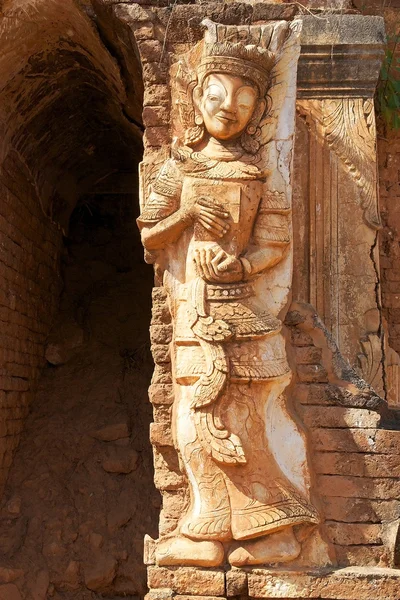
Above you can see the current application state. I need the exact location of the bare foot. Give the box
[228,527,301,567]
[156,536,224,567]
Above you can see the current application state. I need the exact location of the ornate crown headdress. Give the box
[198,41,275,96]
[197,19,275,96]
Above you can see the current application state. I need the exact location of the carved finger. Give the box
[195,247,206,278]
[204,247,218,281]
[198,217,220,238]
[211,249,228,269]
[197,217,215,234]
[199,214,226,236]
[199,214,225,231]
[205,247,220,280]
[200,209,230,229]
[197,199,229,219]
[197,197,214,208]
[199,248,214,281]
[216,256,235,272]
[193,249,205,278]
[203,207,230,220]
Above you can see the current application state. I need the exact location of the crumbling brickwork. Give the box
[286,304,400,568]
[148,288,188,540]
[0,151,62,494]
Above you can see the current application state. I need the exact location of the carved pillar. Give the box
[293,16,388,395]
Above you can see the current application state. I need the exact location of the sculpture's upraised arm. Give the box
[137,158,186,250]
[139,192,232,251]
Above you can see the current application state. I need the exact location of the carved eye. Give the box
[236,87,257,110]
[206,84,225,104]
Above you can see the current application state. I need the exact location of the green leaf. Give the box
[382,107,392,124]
[380,66,389,80]
[388,97,400,109]
[376,44,400,130]
[392,112,400,129]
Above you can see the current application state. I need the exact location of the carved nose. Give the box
[220,96,235,113]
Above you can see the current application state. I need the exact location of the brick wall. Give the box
[352,2,400,355]
[286,304,399,568]
[0,150,62,494]
[148,288,188,539]
[379,124,400,353]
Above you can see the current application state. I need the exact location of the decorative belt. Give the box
[207,282,253,301]
[177,281,253,301]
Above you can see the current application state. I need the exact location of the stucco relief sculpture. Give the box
[138,20,319,567]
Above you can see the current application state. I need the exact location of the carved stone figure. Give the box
[138,19,319,568]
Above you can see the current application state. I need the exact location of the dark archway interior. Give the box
[3,191,159,598]
[0,1,158,597]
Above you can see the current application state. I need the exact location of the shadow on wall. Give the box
[0,0,144,492]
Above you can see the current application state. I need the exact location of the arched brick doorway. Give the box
[0,1,157,597]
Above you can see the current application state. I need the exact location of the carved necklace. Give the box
[200,137,244,161]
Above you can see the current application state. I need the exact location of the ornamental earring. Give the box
[246,123,256,135]
[195,114,204,125]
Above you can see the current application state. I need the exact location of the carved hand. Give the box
[140,196,230,251]
[194,248,243,283]
[184,197,230,239]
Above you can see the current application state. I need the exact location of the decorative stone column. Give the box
[293,15,388,396]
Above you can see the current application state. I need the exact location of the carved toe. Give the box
[156,536,224,567]
[228,527,301,566]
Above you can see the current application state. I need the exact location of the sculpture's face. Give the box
[198,73,258,141]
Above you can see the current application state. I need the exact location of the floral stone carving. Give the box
[138,19,319,568]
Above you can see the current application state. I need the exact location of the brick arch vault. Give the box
[0,1,158,597]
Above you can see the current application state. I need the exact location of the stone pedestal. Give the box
[147,566,400,600]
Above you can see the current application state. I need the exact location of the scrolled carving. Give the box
[297,98,381,230]
[138,19,319,568]
[325,98,381,230]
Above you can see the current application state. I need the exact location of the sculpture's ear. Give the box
[255,98,267,122]
[246,98,267,135]
[243,97,268,152]
[192,85,203,112]
[192,85,205,126]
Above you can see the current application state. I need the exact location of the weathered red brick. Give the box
[300,407,380,429]
[324,521,384,545]
[314,451,400,478]
[318,474,400,499]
